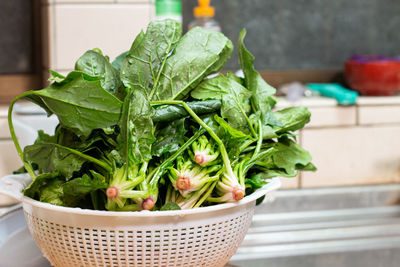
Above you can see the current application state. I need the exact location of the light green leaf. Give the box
[273,106,311,133]
[118,89,155,164]
[121,19,182,98]
[155,27,233,100]
[238,29,276,122]
[75,49,124,99]
[191,74,252,133]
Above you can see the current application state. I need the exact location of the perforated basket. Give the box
[0,174,281,267]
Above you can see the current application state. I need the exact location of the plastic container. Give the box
[188,0,221,32]
[0,174,281,267]
[345,55,400,96]
[155,0,182,23]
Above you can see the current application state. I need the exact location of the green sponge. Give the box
[307,83,358,105]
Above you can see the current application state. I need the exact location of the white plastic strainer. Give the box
[0,174,281,267]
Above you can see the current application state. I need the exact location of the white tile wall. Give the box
[301,126,400,187]
[358,105,400,125]
[280,176,299,189]
[306,106,357,128]
[0,118,10,139]
[41,4,55,69]
[42,2,154,71]
[357,96,400,106]
[0,140,22,178]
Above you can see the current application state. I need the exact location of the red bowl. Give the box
[344,56,400,96]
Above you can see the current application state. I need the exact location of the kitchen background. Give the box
[1,0,400,266]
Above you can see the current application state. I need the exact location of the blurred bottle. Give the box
[155,0,182,23]
[188,0,221,32]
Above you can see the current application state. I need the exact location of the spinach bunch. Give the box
[9,20,315,211]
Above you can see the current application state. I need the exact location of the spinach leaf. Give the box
[245,173,268,189]
[258,169,298,179]
[24,131,87,179]
[273,106,311,133]
[152,118,187,157]
[160,202,181,211]
[191,74,252,134]
[118,89,155,164]
[260,138,313,175]
[62,171,108,206]
[24,130,112,179]
[75,49,125,99]
[112,51,128,71]
[152,100,221,123]
[214,115,250,141]
[24,172,61,199]
[214,115,252,159]
[226,71,245,86]
[154,27,233,101]
[39,179,65,206]
[22,71,122,137]
[121,19,182,98]
[238,29,276,123]
[297,162,317,171]
[48,70,66,83]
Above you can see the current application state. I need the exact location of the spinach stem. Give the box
[193,180,217,208]
[8,92,37,179]
[252,119,263,161]
[52,143,112,172]
[233,98,257,137]
[148,127,206,187]
[151,100,234,177]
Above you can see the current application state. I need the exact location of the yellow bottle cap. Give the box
[194,0,215,18]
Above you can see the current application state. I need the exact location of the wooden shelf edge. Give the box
[0,75,40,103]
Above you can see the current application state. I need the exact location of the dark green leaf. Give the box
[62,171,108,206]
[62,172,107,197]
[22,71,123,137]
[245,173,268,189]
[214,115,252,159]
[152,118,187,157]
[152,100,221,123]
[160,202,181,211]
[39,179,65,206]
[24,172,60,199]
[24,131,87,179]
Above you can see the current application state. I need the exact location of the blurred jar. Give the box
[188,0,221,32]
[155,0,182,23]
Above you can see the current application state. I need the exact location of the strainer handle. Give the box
[0,174,32,201]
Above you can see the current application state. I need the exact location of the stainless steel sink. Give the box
[228,184,400,267]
